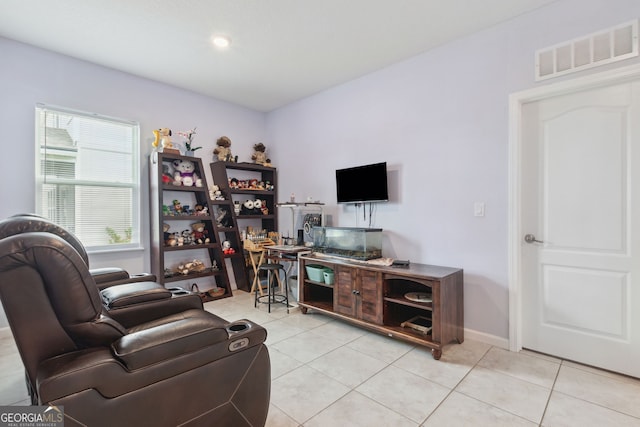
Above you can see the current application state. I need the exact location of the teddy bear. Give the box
[172,159,202,187]
[251,143,267,165]
[191,222,210,244]
[213,136,234,162]
[209,184,225,200]
[163,223,176,246]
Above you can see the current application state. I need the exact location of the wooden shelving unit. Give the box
[150,151,232,301]
[210,161,278,291]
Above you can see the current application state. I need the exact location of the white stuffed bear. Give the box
[172,159,202,187]
[209,184,224,200]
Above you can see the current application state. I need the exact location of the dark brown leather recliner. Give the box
[0,215,203,328]
[2,214,156,289]
[0,232,270,426]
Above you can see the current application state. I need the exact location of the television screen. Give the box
[336,162,389,204]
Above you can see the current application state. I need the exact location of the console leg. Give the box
[431,348,442,360]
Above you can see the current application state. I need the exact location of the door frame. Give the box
[508,62,640,352]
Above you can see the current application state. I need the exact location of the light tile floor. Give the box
[2,291,640,426]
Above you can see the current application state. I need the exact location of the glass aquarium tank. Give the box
[313,227,383,260]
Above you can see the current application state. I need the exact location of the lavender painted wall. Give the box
[266,0,640,340]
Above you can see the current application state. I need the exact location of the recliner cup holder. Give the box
[167,287,190,296]
[227,321,251,334]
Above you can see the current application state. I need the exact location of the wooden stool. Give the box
[247,249,266,296]
[254,263,289,313]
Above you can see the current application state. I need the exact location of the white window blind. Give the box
[35,105,141,251]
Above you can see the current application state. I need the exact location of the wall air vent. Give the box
[535,19,639,81]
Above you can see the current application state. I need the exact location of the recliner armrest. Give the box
[90,267,130,284]
[101,281,171,308]
[111,311,229,370]
[91,268,157,290]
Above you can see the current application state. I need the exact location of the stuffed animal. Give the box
[177,259,206,275]
[162,164,173,184]
[209,184,224,200]
[172,159,202,187]
[172,199,183,214]
[191,222,210,244]
[253,199,264,215]
[181,229,194,245]
[213,136,234,162]
[222,241,236,255]
[241,199,255,215]
[153,128,173,150]
[166,234,178,247]
[251,143,267,165]
[194,204,208,216]
[215,207,233,227]
[163,223,173,245]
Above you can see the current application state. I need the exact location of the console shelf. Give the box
[298,254,463,359]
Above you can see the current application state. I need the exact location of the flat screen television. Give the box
[336,162,389,204]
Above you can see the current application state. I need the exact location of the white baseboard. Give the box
[464,327,509,350]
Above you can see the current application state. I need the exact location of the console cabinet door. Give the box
[333,266,383,324]
[334,266,356,317]
[358,269,383,324]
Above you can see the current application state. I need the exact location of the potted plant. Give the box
[179,127,201,156]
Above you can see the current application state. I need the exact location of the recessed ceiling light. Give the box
[212,35,231,49]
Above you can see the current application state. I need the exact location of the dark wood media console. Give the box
[298,254,464,359]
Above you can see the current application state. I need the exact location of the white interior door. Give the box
[520,80,640,378]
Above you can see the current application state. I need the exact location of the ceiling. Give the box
[0,0,557,112]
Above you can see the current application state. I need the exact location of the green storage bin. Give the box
[305,265,326,282]
[323,270,334,285]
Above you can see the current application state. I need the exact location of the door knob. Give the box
[524,234,544,244]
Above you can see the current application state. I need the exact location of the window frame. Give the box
[34,104,142,253]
